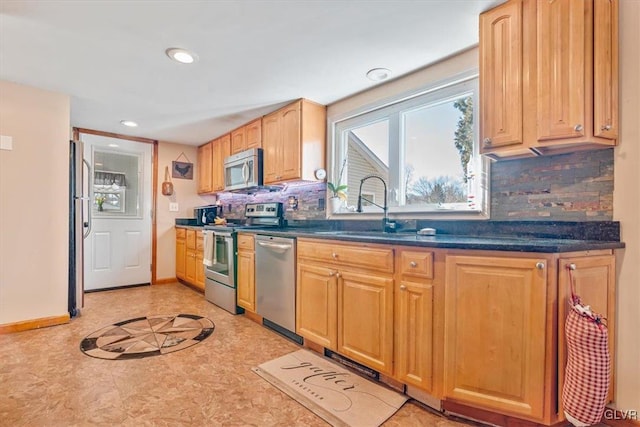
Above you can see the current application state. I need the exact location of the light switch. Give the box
[0,135,13,151]
[169,203,179,212]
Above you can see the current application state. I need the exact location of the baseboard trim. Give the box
[0,314,70,334]
[154,277,177,285]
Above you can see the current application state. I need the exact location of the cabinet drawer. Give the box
[237,233,255,251]
[398,250,433,279]
[186,229,197,249]
[298,239,393,273]
[176,228,186,240]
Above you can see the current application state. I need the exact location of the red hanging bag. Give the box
[562,265,610,426]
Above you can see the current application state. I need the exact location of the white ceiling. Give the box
[0,0,503,146]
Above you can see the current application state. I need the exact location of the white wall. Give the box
[612,0,640,412]
[0,81,70,324]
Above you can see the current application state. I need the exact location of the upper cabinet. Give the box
[212,133,230,193]
[262,99,326,184]
[231,119,262,155]
[197,141,213,194]
[480,0,618,158]
[197,133,230,194]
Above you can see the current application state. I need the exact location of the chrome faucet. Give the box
[356,174,397,233]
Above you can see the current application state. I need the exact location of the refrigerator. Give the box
[68,139,90,317]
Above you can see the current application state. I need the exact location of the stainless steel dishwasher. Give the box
[255,234,297,336]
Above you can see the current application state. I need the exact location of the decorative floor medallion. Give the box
[80,314,214,360]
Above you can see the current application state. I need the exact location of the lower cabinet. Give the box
[175,227,204,291]
[338,270,394,375]
[444,254,549,420]
[236,233,256,312]
[394,248,438,394]
[295,238,617,426]
[296,238,394,375]
[296,262,337,349]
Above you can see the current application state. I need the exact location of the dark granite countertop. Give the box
[175,219,624,253]
[243,228,624,253]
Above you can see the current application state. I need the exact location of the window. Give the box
[331,74,489,218]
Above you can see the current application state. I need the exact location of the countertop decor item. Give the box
[80,314,214,360]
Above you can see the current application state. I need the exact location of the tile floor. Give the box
[0,283,476,426]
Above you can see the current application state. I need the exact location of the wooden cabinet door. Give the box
[245,119,262,149]
[537,0,587,142]
[558,255,615,404]
[338,269,394,375]
[237,250,256,312]
[262,111,281,184]
[195,251,205,290]
[280,101,301,181]
[212,134,230,192]
[185,250,197,284]
[479,0,523,150]
[176,238,186,279]
[444,255,548,420]
[593,0,618,140]
[296,262,338,350]
[197,142,213,193]
[395,279,434,392]
[231,127,245,155]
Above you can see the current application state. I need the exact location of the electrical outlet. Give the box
[169,202,179,212]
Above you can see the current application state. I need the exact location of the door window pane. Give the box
[93,150,141,217]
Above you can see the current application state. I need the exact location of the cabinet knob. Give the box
[399,285,407,291]
[536,262,545,270]
[483,137,492,145]
[574,124,583,132]
[601,124,612,131]
[568,263,577,271]
[329,271,336,276]
[332,252,338,259]
[409,261,417,268]
[335,272,341,278]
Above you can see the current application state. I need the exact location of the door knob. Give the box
[399,285,407,291]
[536,262,545,270]
[409,261,417,268]
[483,137,492,145]
[601,124,612,131]
[574,124,583,132]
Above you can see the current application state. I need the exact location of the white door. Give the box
[82,134,152,291]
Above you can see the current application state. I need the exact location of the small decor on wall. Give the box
[172,152,193,180]
[162,166,174,195]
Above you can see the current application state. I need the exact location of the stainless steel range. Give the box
[203,202,284,314]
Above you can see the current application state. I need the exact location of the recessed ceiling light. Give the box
[108,143,119,148]
[165,47,198,64]
[120,120,138,127]
[366,68,392,82]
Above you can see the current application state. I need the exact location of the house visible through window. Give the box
[332,75,488,217]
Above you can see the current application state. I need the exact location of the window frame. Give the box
[328,70,490,220]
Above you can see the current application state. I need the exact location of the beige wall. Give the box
[612,0,640,411]
[155,141,215,281]
[0,81,70,324]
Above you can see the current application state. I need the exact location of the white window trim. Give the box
[327,69,490,220]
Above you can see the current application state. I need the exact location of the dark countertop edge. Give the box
[174,224,624,253]
[242,229,625,253]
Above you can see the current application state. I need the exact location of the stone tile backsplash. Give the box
[490,148,613,221]
[211,148,614,223]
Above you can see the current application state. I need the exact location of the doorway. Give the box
[81,133,153,291]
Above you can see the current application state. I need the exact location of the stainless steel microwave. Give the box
[224,147,263,191]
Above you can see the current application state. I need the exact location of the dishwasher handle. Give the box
[257,240,293,253]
